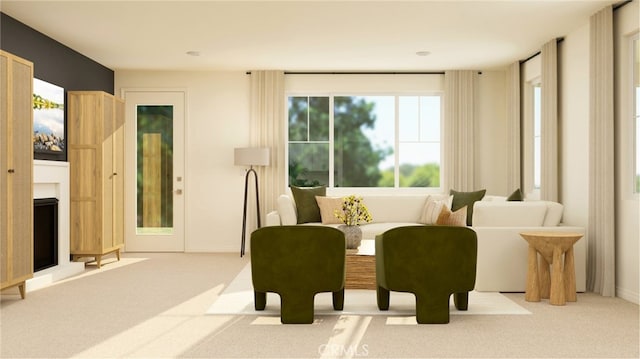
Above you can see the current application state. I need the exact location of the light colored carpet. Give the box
[2,253,638,358]
[207,263,531,316]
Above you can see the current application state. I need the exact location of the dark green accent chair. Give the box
[375,225,478,324]
[250,225,346,324]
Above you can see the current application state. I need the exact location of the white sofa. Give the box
[265,194,586,293]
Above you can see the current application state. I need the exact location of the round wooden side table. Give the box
[519,231,584,306]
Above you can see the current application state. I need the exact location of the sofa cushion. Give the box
[315,196,343,224]
[450,189,486,226]
[277,194,297,225]
[472,201,547,227]
[436,206,467,226]
[361,195,429,223]
[290,186,326,224]
[542,201,564,226]
[482,195,507,201]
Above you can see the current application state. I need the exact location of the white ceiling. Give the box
[0,0,620,72]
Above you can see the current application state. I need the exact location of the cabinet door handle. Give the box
[7,169,15,173]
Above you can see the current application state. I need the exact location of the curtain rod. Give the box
[613,0,632,11]
[519,0,634,64]
[520,0,631,68]
[245,71,486,75]
[519,37,565,65]
[245,71,445,75]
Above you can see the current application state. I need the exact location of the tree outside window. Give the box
[287,95,441,189]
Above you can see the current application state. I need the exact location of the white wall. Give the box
[613,1,639,304]
[115,71,251,252]
[114,71,511,252]
[475,70,508,196]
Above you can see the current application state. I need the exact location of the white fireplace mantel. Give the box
[28,160,84,292]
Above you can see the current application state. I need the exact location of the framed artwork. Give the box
[33,78,66,161]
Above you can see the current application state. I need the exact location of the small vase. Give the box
[338,224,362,249]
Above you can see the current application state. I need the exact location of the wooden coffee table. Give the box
[345,239,376,289]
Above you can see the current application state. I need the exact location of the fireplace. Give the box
[28,160,84,292]
[33,198,58,272]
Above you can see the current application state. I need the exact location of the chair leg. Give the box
[376,286,390,310]
[281,294,315,324]
[332,289,344,310]
[254,291,267,310]
[415,293,451,324]
[453,292,469,311]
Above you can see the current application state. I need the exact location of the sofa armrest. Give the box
[472,226,586,292]
[266,211,282,226]
[277,194,298,225]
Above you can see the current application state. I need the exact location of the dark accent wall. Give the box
[1,12,114,93]
[1,12,115,161]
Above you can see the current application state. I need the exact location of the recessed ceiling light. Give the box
[415,51,431,57]
[186,51,200,57]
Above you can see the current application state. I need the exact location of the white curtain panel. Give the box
[541,39,559,202]
[588,6,615,296]
[444,70,476,191]
[506,62,521,192]
[249,70,285,224]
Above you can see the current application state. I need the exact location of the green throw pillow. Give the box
[450,189,486,226]
[507,188,524,201]
[290,186,326,224]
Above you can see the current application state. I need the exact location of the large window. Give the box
[533,84,542,190]
[288,95,442,189]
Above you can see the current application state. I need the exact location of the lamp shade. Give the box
[234,147,270,166]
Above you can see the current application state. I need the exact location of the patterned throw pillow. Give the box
[419,195,452,224]
[436,206,468,226]
[315,196,344,224]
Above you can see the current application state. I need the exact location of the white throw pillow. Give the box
[419,195,452,224]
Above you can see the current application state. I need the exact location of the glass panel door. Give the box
[123,91,185,251]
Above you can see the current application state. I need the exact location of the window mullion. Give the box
[306,96,311,142]
[329,95,334,188]
[394,95,400,188]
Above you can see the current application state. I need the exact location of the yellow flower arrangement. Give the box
[334,195,373,226]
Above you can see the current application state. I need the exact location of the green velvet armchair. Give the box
[375,225,478,324]
[250,225,346,324]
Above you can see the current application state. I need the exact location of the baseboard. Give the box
[26,261,85,292]
[616,286,640,305]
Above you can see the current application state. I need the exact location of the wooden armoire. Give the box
[0,50,34,298]
[67,91,124,268]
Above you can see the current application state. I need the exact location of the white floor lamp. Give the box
[234,147,270,257]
